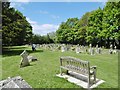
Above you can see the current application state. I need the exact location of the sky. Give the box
[10,1,106,35]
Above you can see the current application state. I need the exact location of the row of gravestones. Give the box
[33,44,118,55]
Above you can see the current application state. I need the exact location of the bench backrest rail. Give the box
[60,56,90,76]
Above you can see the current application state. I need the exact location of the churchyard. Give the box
[1,44,118,88]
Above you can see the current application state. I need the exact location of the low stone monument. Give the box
[20,50,30,68]
[0,76,33,89]
[20,50,37,68]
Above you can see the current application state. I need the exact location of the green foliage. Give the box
[86,8,103,46]
[32,34,54,44]
[56,1,120,49]
[56,13,91,45]
[2,2,33,46]
[102,2,120,48]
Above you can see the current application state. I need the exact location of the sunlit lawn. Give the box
[1,46,118,88]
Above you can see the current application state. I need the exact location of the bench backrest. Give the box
[60,56,90,76]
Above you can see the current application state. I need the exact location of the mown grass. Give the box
[1,46,118,88]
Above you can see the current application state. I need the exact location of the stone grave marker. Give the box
[109,44,113,54]
[61,44,66,52]
[75,45,80,53]
[20,50,30,68]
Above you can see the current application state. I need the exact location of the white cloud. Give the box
[26,17,37,24]
[26,17,59,35]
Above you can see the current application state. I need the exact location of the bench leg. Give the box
[66,70,69,75]
[88,75,90,89]
[60,68,62,76]
[93,73,96,84]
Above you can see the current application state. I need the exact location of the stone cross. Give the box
[20,50,30,68]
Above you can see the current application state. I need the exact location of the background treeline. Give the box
[2,1,120,49]
[56,2,120,49]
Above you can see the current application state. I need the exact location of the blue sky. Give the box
[10,2,106,35]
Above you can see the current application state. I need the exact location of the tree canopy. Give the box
[2,2,33,46]
[56,1,120,49]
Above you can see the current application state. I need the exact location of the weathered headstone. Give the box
[20,50,37,68]
[89,44,94,55]
[95,45,99,54]
[76,45,80,53]
[113,46,117,54]
[20,50,30,68]
[61,44,66,52]
[109,44,113,54]
[98,48,101,54]
[91,48,95,55]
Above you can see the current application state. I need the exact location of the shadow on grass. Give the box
[20,64,35,68]
[3,46,27,50]
[2,49,43,57]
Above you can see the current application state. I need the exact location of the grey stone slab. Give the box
[0,76,33,89]
[56,71,105,89]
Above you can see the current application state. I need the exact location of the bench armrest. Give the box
[90,66,97,69]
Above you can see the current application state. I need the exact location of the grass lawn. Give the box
[1,46,118,88]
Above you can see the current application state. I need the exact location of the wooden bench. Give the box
[20,50,37,68]
[60,56,97,88]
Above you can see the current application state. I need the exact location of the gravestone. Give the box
[75,45,80,53]
[0,76,33,89]
[113,46,117,54]
[89,44,94,55]
[20,50,37,68]
[91,48,95,55]
[98,48,101,54]
[61,45,65,52]
[20,50,30,68]
[109,44,113,54]
[95,45,99,54]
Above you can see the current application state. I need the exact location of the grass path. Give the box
[1,46,118,88]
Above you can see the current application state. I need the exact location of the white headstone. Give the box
[91,48,95,55]
[20,50,30,68]
[76,45,80,53]
[113,46,117,54]
[61,44,66,52]
[109,44,113,54]
[98,48,101,54]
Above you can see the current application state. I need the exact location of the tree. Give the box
[56,13,91,45]
[102,2,120,48]
[86,8,103,46]
[2,2,33,46]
